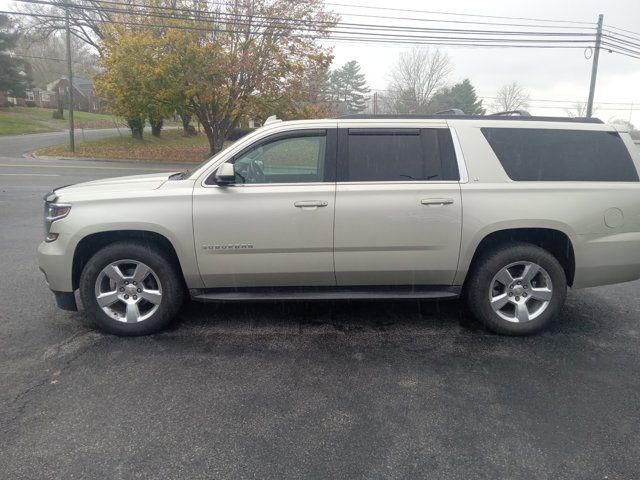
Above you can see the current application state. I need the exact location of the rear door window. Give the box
[481,128,639,182]
[340,128,459,182]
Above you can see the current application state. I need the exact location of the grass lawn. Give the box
[36,129,214,163]
[0,113,56,135]
[0,106,125,135]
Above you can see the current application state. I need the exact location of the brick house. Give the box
[47,77,100,112]
[28,88,57,108]
[1,88,58,108]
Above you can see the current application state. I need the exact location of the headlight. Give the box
[44,202,72,242]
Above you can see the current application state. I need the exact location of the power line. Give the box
[603,28,640,45]
[3,8,596,49]
[321,1,595,26]
[603,24,640,42]
[6,2,640,61]
[13,0,596,43]
[10,52,90,64]
[601,34,640,53]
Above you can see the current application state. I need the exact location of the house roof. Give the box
[47,77,94,96]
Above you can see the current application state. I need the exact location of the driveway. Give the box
[0,157,639,479]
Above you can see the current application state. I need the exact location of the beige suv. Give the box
[38,115,640,336]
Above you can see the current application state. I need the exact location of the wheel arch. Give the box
[459,227,576,288]
[72,230,188,291]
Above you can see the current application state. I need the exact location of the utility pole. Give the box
[373,91,378,114]
[586,14,603,118]
[65,2,75,152]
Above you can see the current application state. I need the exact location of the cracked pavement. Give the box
[1,156,640,479]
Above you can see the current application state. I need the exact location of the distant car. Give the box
[38,114,640,336]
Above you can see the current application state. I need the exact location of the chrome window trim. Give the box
[199,124,470,187]
[202,182,333,189]
[449,126,469,184]
[335,181,460,186]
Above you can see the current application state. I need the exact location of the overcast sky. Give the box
[327,0,640,124]
[3,0,640,124]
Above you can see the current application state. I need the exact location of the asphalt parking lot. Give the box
[1,154,639,479]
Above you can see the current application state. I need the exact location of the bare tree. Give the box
[16,0,199,54]
[492,82,530,112]
[16,32,99,88]
[565,102,597,118]
[384,48,453,114]
[17,0,115,53]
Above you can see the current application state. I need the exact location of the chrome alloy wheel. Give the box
[489,261,553,323]
[94,260,162,323]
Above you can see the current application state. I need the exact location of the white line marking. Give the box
[0,173,61,176]
[0,163,179,171]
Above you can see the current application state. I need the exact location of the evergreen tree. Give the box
[429,78,485,115]
[330,60,370,114]
[306,62,331,104]
[0,15,31,98]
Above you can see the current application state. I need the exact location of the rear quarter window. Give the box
[481,128,639,182]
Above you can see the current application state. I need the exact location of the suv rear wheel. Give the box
[466,243,567,335]
[79,241,184,336]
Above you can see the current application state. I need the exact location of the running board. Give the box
[189,285,461,303]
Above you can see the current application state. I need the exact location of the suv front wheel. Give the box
[79,241,184,336]
[466,243,567,335]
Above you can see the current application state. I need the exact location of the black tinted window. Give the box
[345,128,458,182]
[482,128,638,182]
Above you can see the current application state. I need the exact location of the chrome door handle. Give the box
[294,200,328,208]
[421,198,454,206]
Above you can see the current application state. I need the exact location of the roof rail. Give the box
[336,114,603,124]
[435,108,465,115]
[489,110,531,117]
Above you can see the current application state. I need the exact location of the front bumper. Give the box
[38,238,74,293]
[39,241,78,311]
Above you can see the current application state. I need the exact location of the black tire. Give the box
[466,242,567,335]
[79,241,184,336]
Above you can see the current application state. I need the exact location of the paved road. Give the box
[0,128,129,157]
[1,155,639,479]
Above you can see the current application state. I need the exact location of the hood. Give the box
[54,172,178,198]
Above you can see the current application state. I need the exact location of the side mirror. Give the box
[214,163,235,184]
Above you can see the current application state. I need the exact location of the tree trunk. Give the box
[127,117,145,140]
[131,127,144,140]
[56,96,64,119]
[203,129,227,155]
[149,116,163,137]
[203,128,223,156]
[180,113,197,136]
